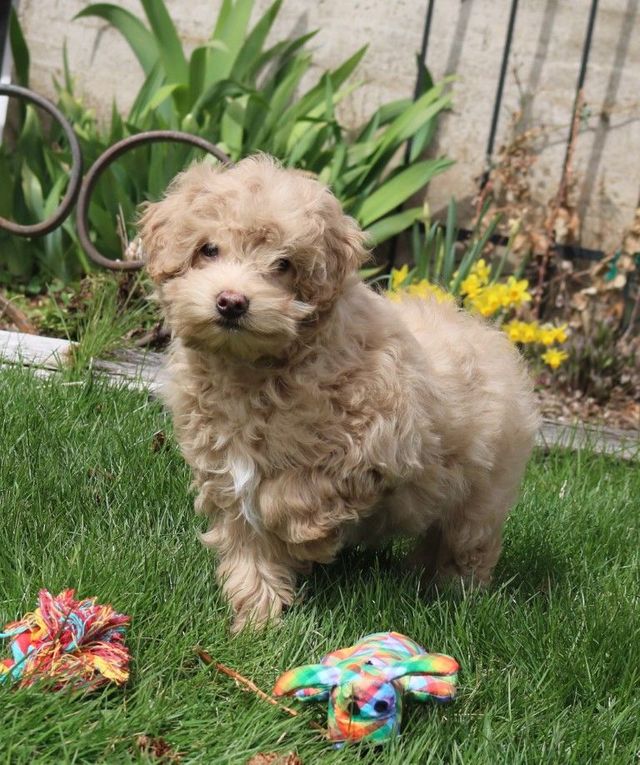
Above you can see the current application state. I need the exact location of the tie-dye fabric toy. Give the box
[273,631,458,745]
[0,589,130,690]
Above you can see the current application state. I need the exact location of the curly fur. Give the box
[139,155,540,632]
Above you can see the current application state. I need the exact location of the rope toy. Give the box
[273,631,458,746]
[0,589,130,690]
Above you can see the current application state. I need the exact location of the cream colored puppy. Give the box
[140,155,539,632]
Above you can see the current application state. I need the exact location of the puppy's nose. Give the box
[216,290,249,319]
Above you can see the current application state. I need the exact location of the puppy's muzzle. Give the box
[216,290,250,324]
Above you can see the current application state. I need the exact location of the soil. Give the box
[535,386,639,431]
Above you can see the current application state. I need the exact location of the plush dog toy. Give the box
[273,631,458,745]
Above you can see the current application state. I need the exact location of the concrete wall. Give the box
[14,0,640,251]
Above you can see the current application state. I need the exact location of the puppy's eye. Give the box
[199,243,219,259]
[374,700,389,714]
[275,258,291,273]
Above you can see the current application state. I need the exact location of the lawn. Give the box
[0,367,638,764]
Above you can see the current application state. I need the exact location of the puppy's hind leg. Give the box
[414,479,518,587]
[202,517,298,634]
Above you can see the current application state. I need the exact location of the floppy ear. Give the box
[382,653,459,682]
[272,664,343,697]
[138,198,180,283]
[324,211,370,278]
[138,162,226,283]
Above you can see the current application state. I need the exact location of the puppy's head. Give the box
[139,155,368,360]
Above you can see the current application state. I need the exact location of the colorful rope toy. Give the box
[273,631,459,746]
[0,589,130,690]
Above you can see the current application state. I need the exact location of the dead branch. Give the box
[0,292,36,334]
[534,90,584,317]
[194,647,327,736]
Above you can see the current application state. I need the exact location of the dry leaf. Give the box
[151,430,167,452]
[136,735,182,763]
[246,753,302,765]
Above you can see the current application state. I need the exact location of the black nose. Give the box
[216,291,249,319]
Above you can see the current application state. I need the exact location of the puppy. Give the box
[140,155,539,633]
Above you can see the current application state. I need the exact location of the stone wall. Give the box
[14,0,640,251]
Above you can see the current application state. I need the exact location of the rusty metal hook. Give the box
[75,130,231,270]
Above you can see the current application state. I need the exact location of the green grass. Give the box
[0,367,638,764]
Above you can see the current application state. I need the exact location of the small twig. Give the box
[194,647,326,736]
[0,292,36,334]
[132,323,170,348]
[620,289,640,342]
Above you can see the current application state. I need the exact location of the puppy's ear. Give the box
[138,162,225,283]
[325,211,370,278]
[297,195,369,312]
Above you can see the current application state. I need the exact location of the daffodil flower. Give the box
[541,348,569,369]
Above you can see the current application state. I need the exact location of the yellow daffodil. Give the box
[542,348,569,369]
[536,322,570,346]
[503,320,540,344]
[470,284,505,317]
[470,258,491,286]
[460,273,483,298]
[521,321,540,344]
[407,279,454,304]
[537,324,557,346]
[389,265,409,291]
[503,320,525,343]
[501,276,532,308]
[551,323,568,344]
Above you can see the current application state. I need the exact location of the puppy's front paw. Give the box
[230,595,285,635]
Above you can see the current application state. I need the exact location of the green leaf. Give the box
[408,118,437,162]
[280,46,367,126]
[206,0,254,85]
[140,0,188,85]
[357,158,453,227]
[220,95,249,157]
[432,226,444,282]
[252,31,318,79]
[442,198,458,284]
[139,83,180,117]
[9,8,30,86]
[286,121,329,167]
[491,221,520,283]
[75,4,158,75]
[21,164,45,220]
[0,152,14,216]
[231,0,282,81]
[450,215,501,294]
[109,100,125,142]
[189,46,207,106]
[43,173,70,217]
[369,82,452,164]
[193,79,264,117]
[359,264,386,280]
[128,62,169,123]
[356,98,412,142]
[363,207,423,247]
[252,54,312,147]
